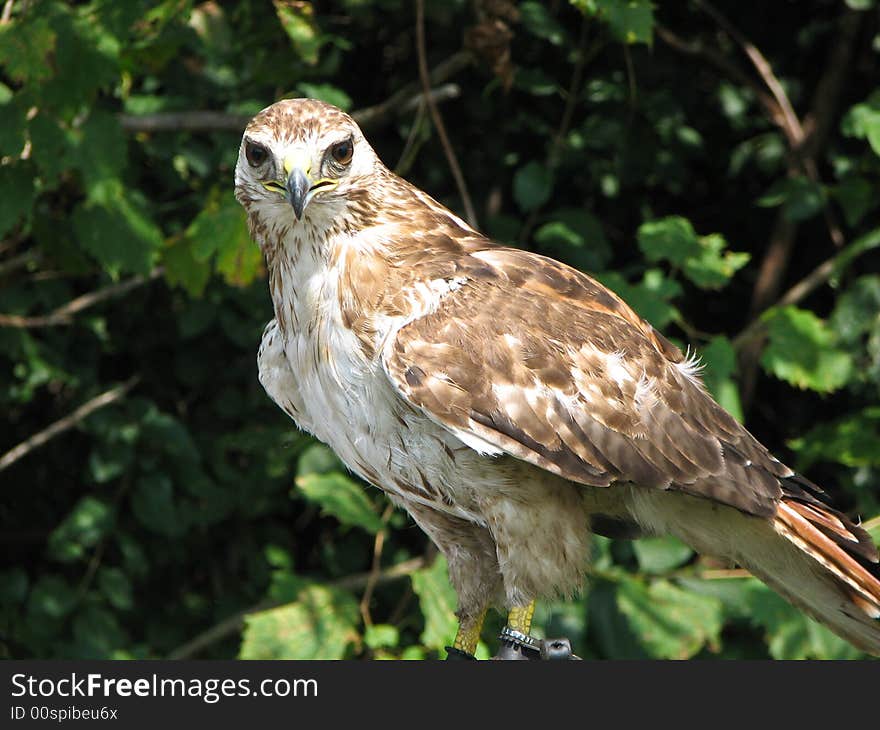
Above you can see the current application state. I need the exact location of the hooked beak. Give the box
[286,167,310,220]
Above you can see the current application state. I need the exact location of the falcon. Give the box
[234,98,880,659]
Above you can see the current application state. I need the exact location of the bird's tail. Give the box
[629,481,880,655]
[752,491,880,654]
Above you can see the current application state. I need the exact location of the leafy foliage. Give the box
[1,0,879,662]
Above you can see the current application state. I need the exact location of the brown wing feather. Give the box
[382,246,790,517]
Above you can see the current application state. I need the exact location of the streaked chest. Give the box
[266,236,489,522]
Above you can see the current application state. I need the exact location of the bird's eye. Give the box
[330,138,353,165]
[245,142,269,167]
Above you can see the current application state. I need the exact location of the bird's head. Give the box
[234,98,378,226]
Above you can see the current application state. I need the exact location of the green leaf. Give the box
[47,497,113,563]
[617,577,723,658]
[534,208,611,271]
[295,472,384,533]
[364,623,399,650]
[638,216,701,265]
[699,336,744,422]
[683,234,750,289]
[0,16,56,83]
[592,0,654,46]
[297,83,352,110]
[0,567,29,605]
[41,5,120,113]
[273,0,322,65]
[72,605,127,659]
[72,181,162,276]
[760,306,854,393]
[597,270,680,329]
[296,442,345,477]
[27,576,75,620]
[829,275,880,345]
[738,579,862,659]
[519,2,567,46]
[0,162,35,237]
[788,407,880,469]
[411,555,458,652]
[131,473,187,537]
[833,176,876,227]
[71,111,127,196]
[161,237,212,298]
[98,567,133,611]
[843,92,880,157]
[757,177,825,222]
[513,161,553,212]
[184,189,260,288]
[240,583,359,659]
[632,536,694,575]
[587,579,649,658]
[0,93,27,157]
[639,217,749,288]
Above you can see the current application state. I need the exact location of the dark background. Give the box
[1,0,879,660]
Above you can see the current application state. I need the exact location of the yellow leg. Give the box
[452,608,487,655]
[506,601,536,635]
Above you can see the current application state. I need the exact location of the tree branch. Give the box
[118,78,468,134]
[0,268,162,328]
[664,4,861,407]
[0,377,140,473]
[732,227,880,350]
[166,555,428,659]
[415,0,478,228]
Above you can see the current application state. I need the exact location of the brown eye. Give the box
[245,142,268,167]
[330,138,353,165]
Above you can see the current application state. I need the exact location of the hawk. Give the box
[234,98,880,658]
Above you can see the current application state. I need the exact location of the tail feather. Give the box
[627,485,880,655]
[775,499,880,621]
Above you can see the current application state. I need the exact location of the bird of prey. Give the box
[234,98,880,659]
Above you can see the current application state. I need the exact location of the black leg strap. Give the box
[444,646,477,660]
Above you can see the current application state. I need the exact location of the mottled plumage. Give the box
[235,98,880,655]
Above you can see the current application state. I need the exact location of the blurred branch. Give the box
[118,80,466,134]
[415,0,478,228]
[355,82,463,128]
[0,249,40,277]
[166,555,428,659]
[694,0,804,148]
[360,504,394,627]
[663,4,860,408]
[0,267,162,328]
[0,376,140,473]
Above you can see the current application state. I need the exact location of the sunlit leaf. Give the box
[0,16,56,83]
[240,583,359,659]
[699,335,744,422]
[761,306,853,392]
[411,555,458,652]
[47,496,113,563]
[617,577,723,658]
[633,536,694,575]
[273,0,322,65]
[295,472,383,533]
